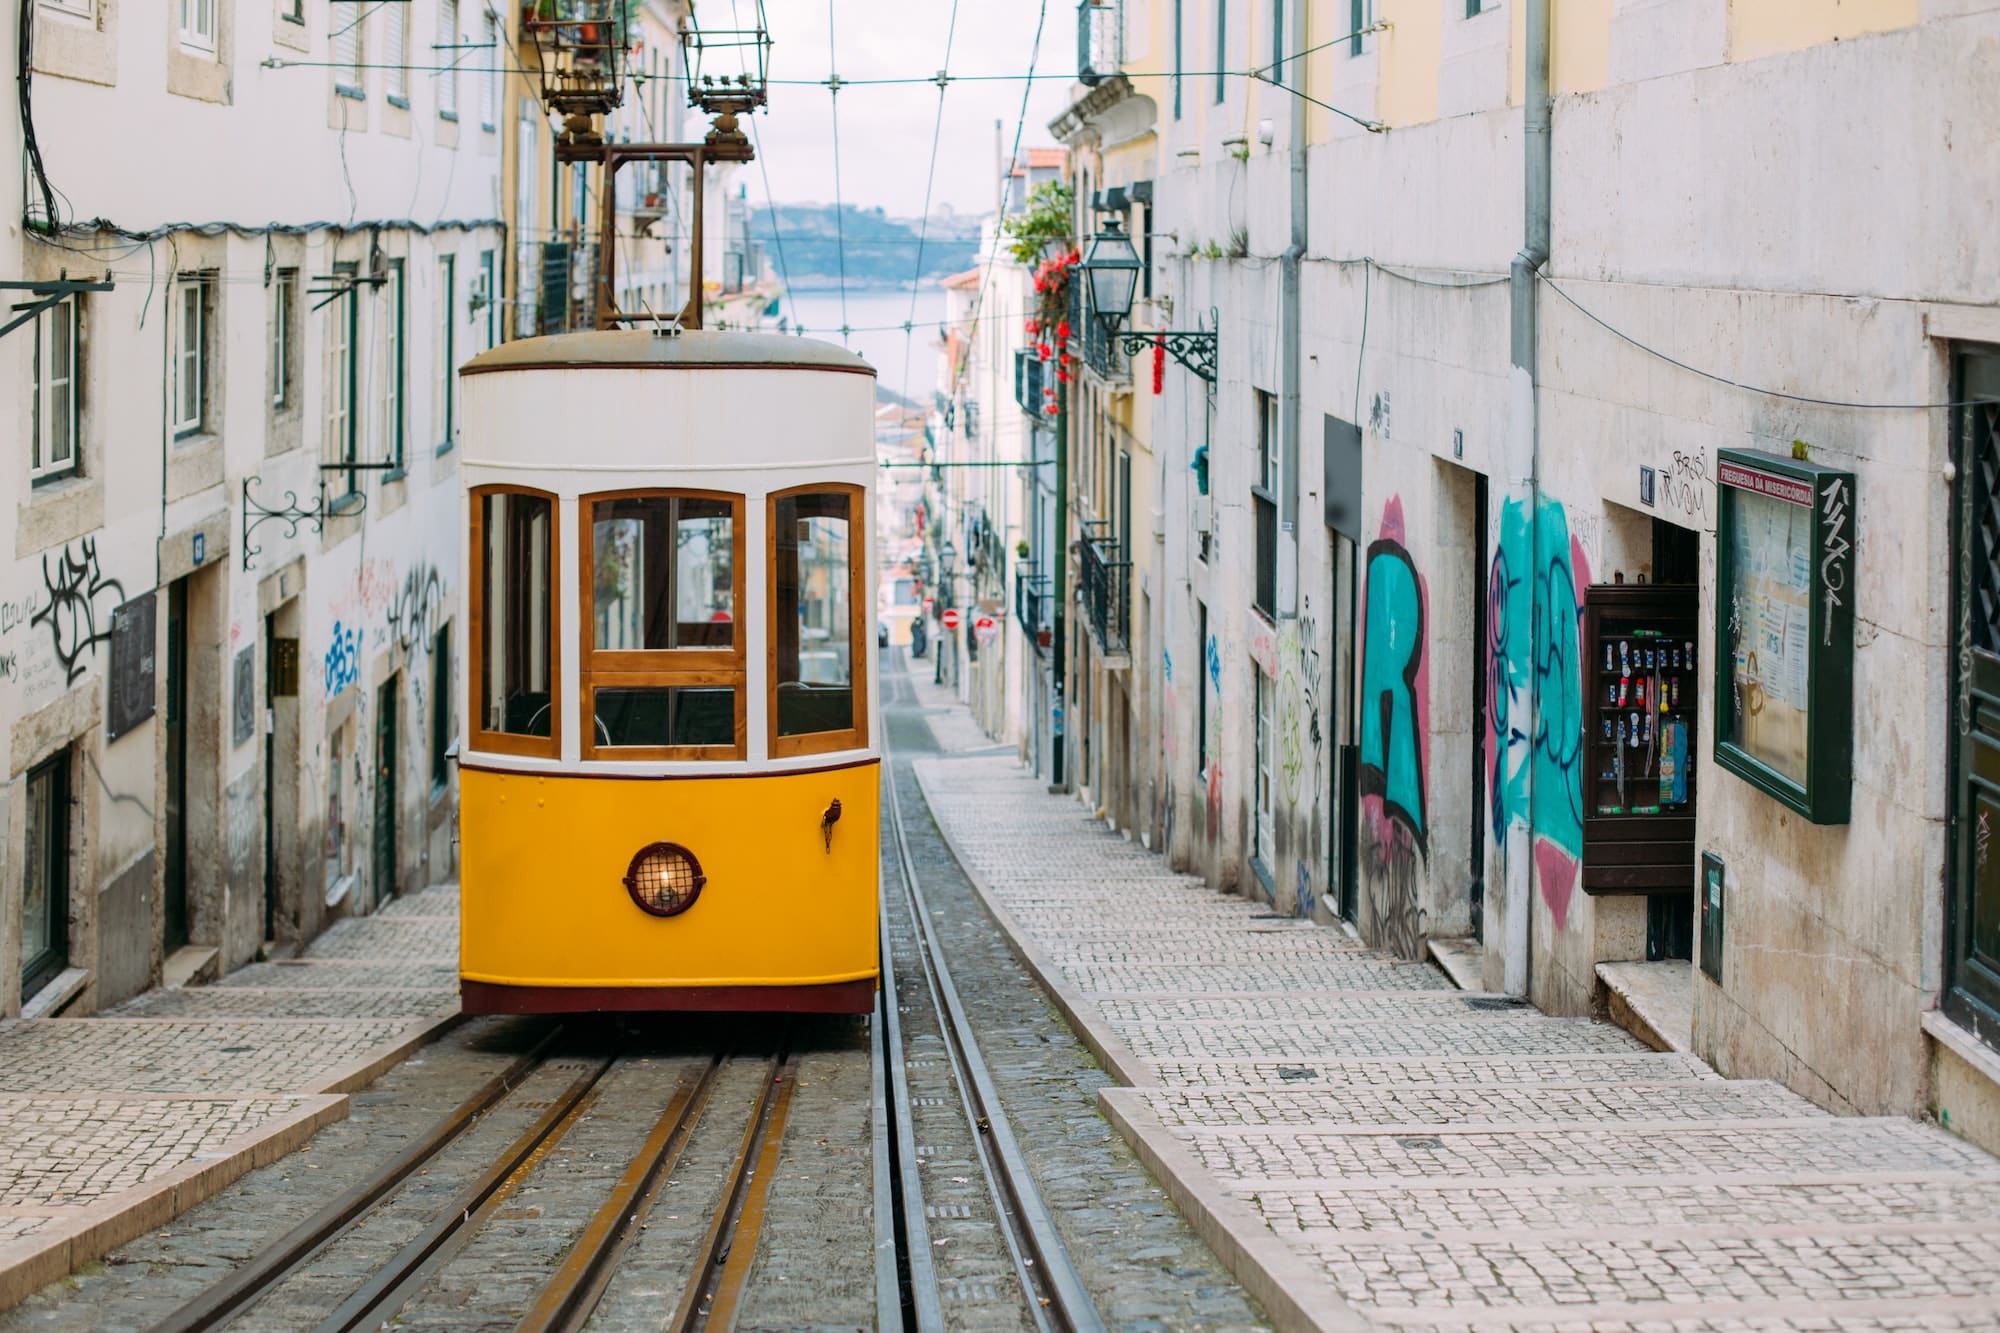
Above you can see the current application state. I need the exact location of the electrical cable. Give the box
[1541,274,1981,411]
[897,0,963,405]
[823,0,851,342]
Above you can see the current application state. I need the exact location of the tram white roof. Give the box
[461,329,876,378]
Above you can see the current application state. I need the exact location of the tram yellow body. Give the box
[455,331,880,1013]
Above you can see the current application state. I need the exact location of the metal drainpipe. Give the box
[1503,0,1552,998]
[1278,0,1308,617]
[1052,375,1069,789]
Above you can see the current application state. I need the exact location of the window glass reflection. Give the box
[480,491,553,736]
[593,687,734,749]
[592,495,733,651]
[774,492,854,737]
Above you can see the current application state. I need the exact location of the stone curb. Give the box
[1098,1091,1373,1333]
[308,1006,465,1095]
[0,1093,346,1312]
[911,763,1156,1089]
[912,760,1377,1332]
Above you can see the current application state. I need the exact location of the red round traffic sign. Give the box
[941,608,962,631]
[973,615,999,646]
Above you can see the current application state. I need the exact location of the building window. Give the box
[383,259,406,468]
[1351,0,1373,55]
[21,752,71,1002]
[173,277,209,437]
[1253,389,1278,618]
[386,1,409,103]
[272,268,298,409]
[1272,0,1284,82]
[478,249,496,349]
[481,12,499,129]
[515,102,540,338]
[333,8,363,95]
[431,622,452,793]
[1466,0,1484,13]
[40,0,94,19]
[326,263,358,494]
[436,0,459,119]
[472,487,559,754]
[1255,669,1275,872]
[1214,0,1227,103]
[1172,0,1182,119]
[436,254,456,451]
[31,298,80,484]
[179,0,217,52]
[282,0,303,24]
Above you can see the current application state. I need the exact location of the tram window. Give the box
[590,494,734,651]
[772,489,864,749]
[477,490,555,742]
[592,687,736,749]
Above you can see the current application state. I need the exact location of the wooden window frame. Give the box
[468,485,563,759]
[767,482,870,759]
[579,488,747,761]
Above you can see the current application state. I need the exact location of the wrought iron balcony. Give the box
[1015,347,1052,418]
[1016,564,1054,658]
[1078,525,1130,659]
[1070,277,1125,383]
[1077,0,1123,87]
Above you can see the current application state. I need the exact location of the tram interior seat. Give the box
[505,692,554,737]
[596,687,735,748]
[776,682,854,736]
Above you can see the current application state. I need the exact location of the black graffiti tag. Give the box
[385,564,445,655]
[31,537,126,686]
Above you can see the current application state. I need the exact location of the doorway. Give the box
[21,753,71,1001]
[1330,531,1360,923]
[1947,343,2000,1045]
[1468,472,1489,941]
[164,580,189,953]
[373,677,399,905]
[1647,518,1698,960]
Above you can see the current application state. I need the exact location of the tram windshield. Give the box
[773,490,856,740]
[478,490,554,738]
[590,495,734,650]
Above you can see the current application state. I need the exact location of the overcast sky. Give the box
[733,0,1073,218]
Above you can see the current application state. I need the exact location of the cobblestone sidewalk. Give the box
[0,884,459,1308]
[914,756,2000,1332]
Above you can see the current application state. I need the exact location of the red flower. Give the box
[1057,319,1071,343]
[1056,368,1069,385]
[1153,336,1166,395]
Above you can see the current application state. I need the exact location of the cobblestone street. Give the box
[0,888,459,1306]
[911,692,2000,1331]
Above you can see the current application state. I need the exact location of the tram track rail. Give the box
[878,714,1107,1333]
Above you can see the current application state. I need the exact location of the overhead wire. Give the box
[896,0,964,406]
[825,0,850,342]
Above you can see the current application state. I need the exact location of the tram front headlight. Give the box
[622,842,706,917]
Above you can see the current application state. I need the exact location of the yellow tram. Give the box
[454,330,880,1014]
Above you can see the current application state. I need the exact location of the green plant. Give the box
[1002,180,1075,266]
[1201,240,1225,260]
[1227,226,1249,258]
[1229,144,1250,163]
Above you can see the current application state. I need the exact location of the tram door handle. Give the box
[820,799,842,852]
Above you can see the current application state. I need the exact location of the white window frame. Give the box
[436,253,457,449]
[333,10,363,95]
[515,101,540,338]
[326,267,357,487]
[39,0,95,21]
[272,269,296,409]
[173,279,207,437]
[436,0,459,119]
[179,0,217,53]
[386,2,409,102]
[31,298,80,483]
[481,12,499,129]
[383,259,406,467]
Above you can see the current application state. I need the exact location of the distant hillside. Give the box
[751,204,981,288]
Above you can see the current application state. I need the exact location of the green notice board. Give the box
[1713,448,1854,823]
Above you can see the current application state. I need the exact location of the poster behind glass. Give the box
[1725,488,1812,785]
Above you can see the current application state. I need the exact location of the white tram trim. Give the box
[462,455,880,474]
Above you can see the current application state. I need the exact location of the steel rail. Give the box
[668,1042,800,1332]
[875,837,944,1331]
[883,744,1107,1333]
[145,1025,563,1333]
[515,1052,728,1333]
[312,1056,616,1333]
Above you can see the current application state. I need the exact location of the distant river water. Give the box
[783,286,947,406]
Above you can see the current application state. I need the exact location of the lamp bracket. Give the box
[1116,307,1220,384]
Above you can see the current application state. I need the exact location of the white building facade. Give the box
[4,0,501,1013]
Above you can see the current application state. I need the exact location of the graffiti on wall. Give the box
[1658,450,1711,523]
[1488,497,1593,930]
[31,538,127,686]
[1205,634,1224,836]
[1277,601,1324,809]
[1357,498,1428,959]
[387,563,445,656]
[324,621,361,699]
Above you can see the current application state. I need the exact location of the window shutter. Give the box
[437,0,459,114]
[387,5,408,99]
[333,18,362,90]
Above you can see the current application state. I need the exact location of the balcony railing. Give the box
[1015,347,1052,418]
[1070,276,1125,383]
[1077,0,1123,87]
[1078,526,1130,657]
[1016,564,1053,657]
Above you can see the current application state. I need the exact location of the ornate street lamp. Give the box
[1080,219,1143,335]
[1080,219,1220,384]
